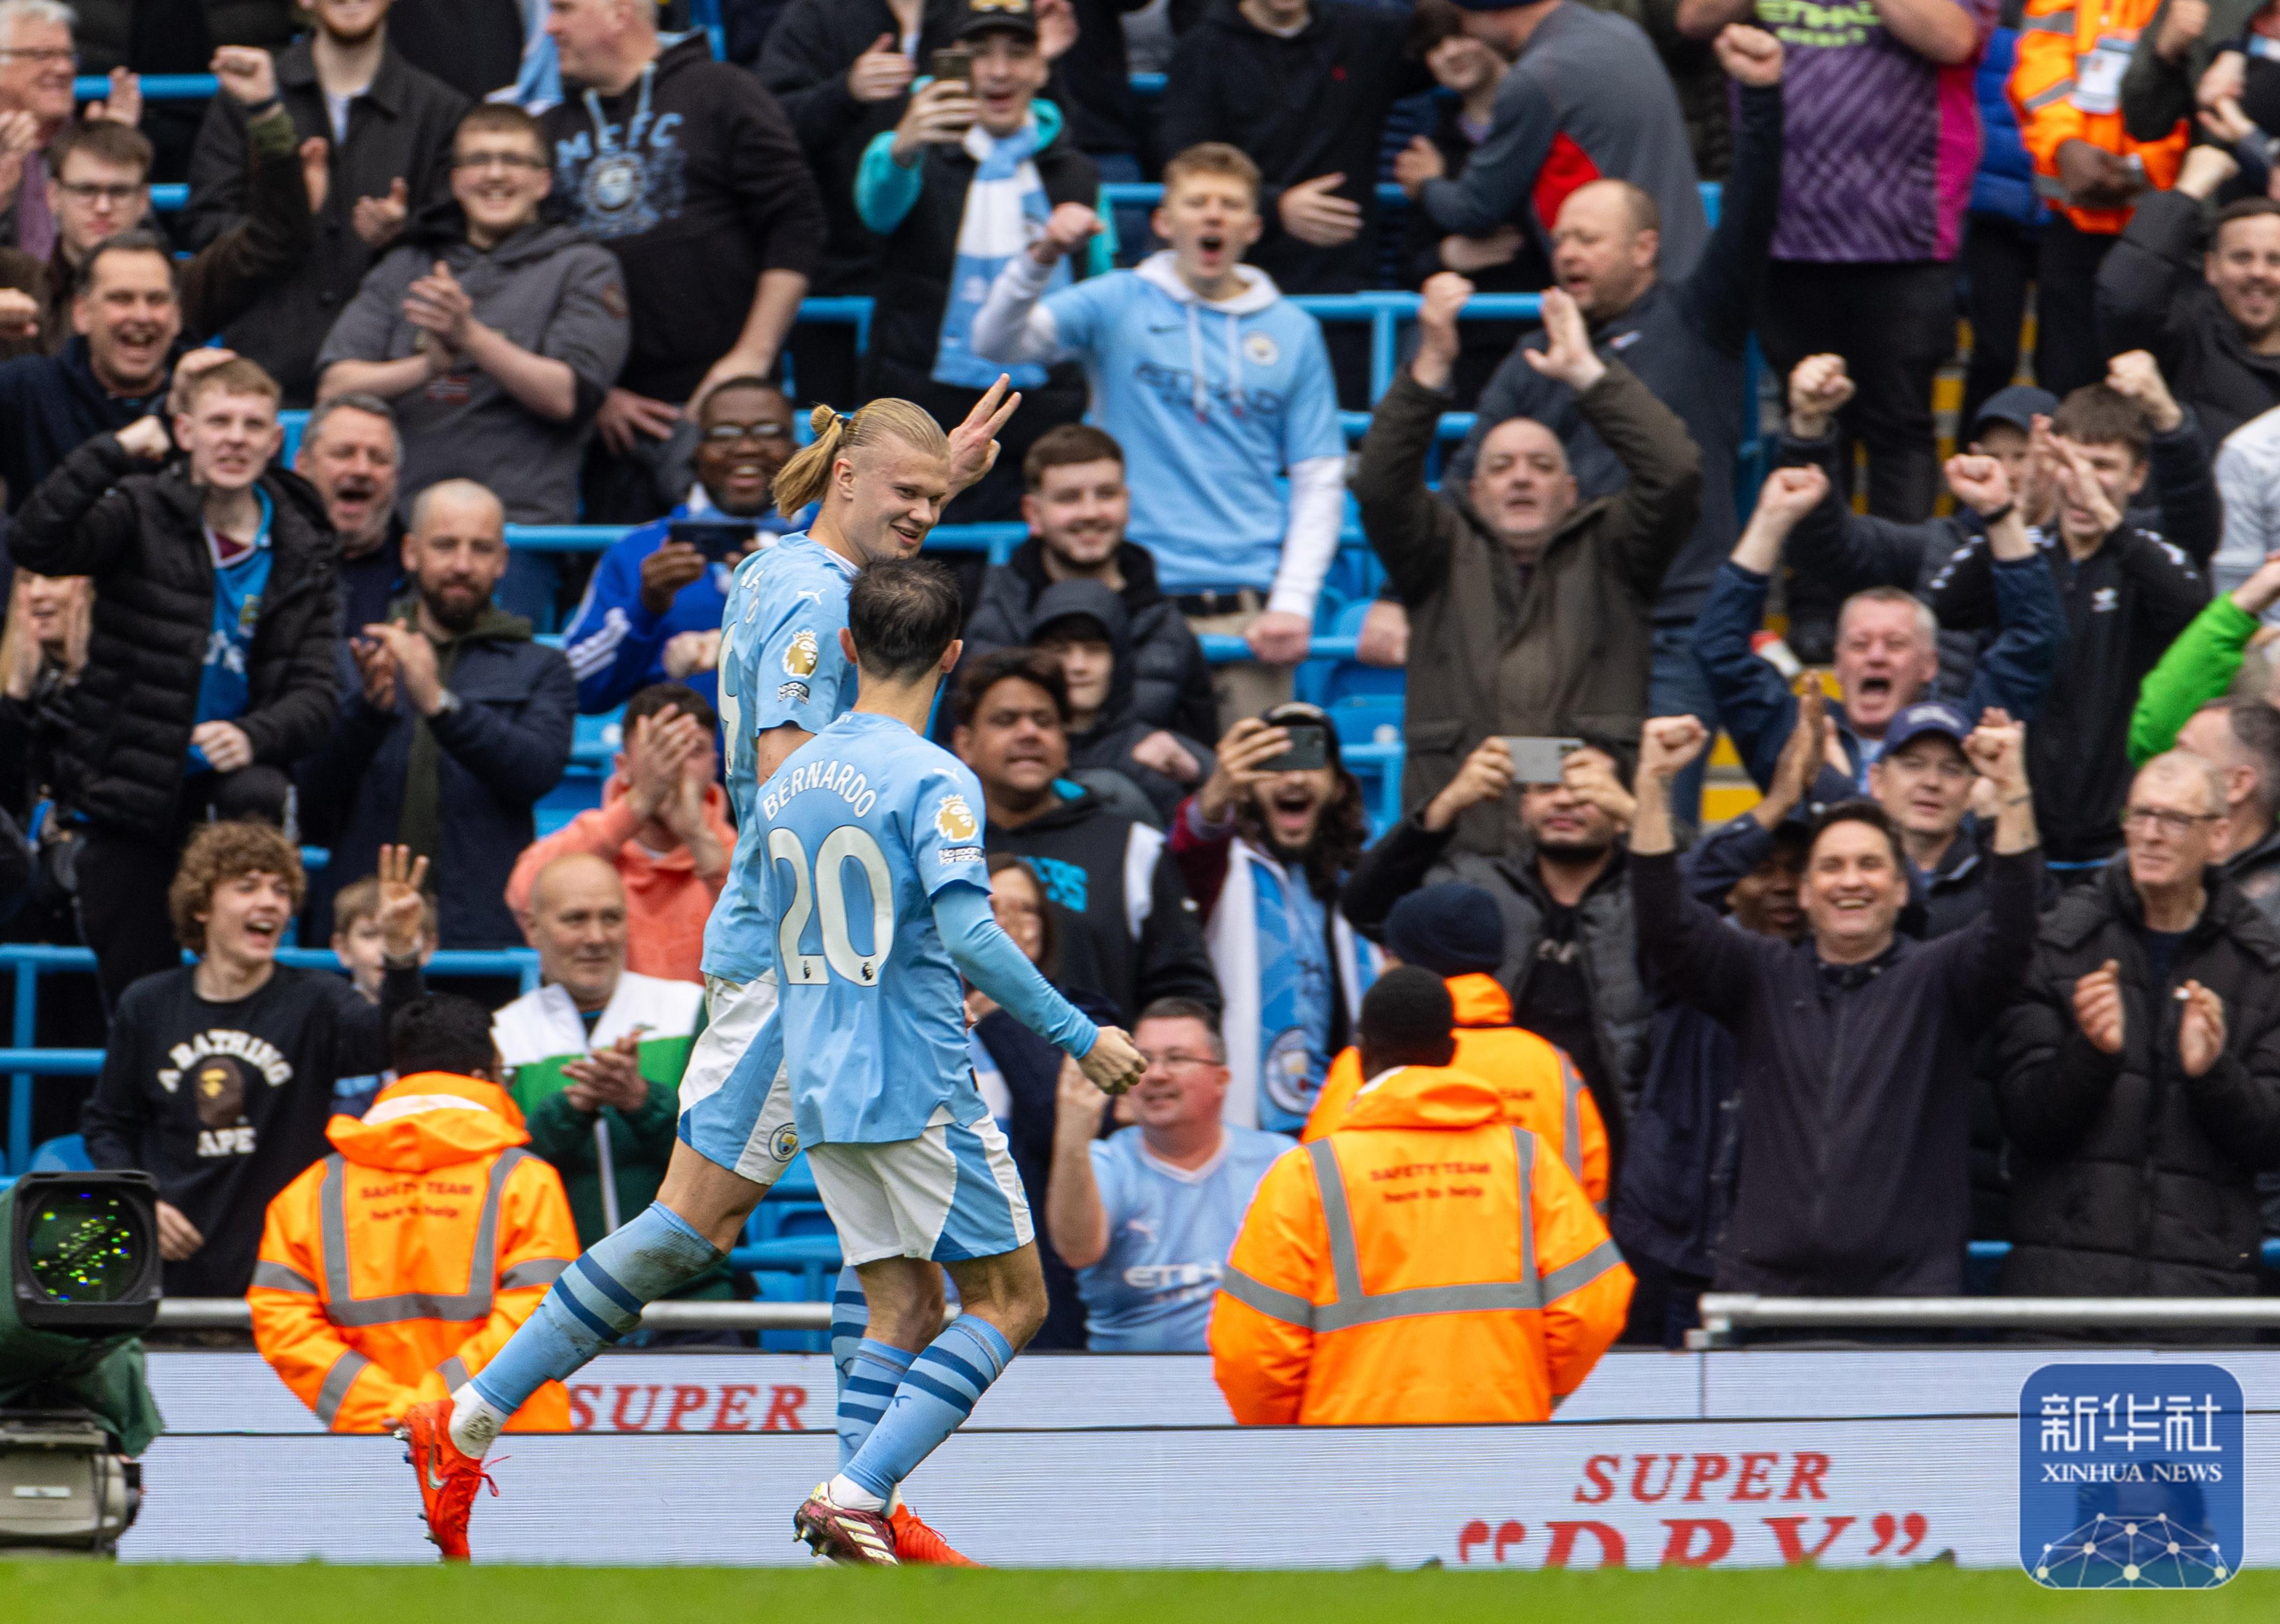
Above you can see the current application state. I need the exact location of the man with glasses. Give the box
[1997,748,2280,1301]
[559,377,797,715]
[1045,997,1293,1352]
[318,102,629,621]
[0,48,308,358]
[0,0,138,256]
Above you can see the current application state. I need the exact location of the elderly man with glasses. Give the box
[317,100,630,622]
[1998,746,2280,1302]
[1044,996,1294,1352]
[558,376,798,714]
[0,0,139,257]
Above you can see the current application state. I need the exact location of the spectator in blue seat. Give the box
[1029,578,1218,823]
[852,0,1109,522]
[961,424,1218,748]
[971,139,1347,730]
[1045,997,1292,1351]
[559,379,798,716]
[299,478,576,949]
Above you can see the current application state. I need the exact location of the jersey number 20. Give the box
[768,826,893,987]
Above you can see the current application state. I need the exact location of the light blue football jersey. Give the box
[1076,1124,1295,1352]
[755,711,997,1146]
[702,532,861,985]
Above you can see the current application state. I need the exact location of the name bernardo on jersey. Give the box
[761,756,880,821]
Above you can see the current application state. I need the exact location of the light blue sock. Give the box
[839,1339,914,1469]
[830,1266,869,1384]
[840,1316,1014,1502]
[469,1203,722,1415]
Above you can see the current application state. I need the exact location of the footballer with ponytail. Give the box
[778,380,1021,565]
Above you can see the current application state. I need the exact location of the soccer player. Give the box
[390,385,1018,1562]
[766,559,1145,1564]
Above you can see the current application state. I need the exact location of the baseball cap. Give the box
[1881,700,1973,756]
[955,0,1039,42]
[1970,384,2057,440]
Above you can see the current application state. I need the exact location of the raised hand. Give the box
[86,68,143,128]
[299,136,330,214]
[1787,353,1853,437]
[375,843,432,962]
[2179,979,2228,1077]
[1414,270,1474,384]
[891,78,978,164]
[1761,679,1827,820]
[2072,959,2126,1056]
[2231,548,2280,616]
[1964,706,2027,792]
[1638,714,1711,781]
[351,177,410,249]
[1029,200,1102,267]
[1943,453,2014,517]
[212,45,278,106]
[114,415,172,460]
[1522,285,1606,392]
[1713,23,1783,84]
[1756,463,1830,525]
[846,33,915,102]
[1563,746,1637,826]
[1421,735,1517,832]
[1197,716,1295,823]
[2053,438,2123,538]
[2105,349,2185,433]
[946,373,1021,496]
[404,260,475,352]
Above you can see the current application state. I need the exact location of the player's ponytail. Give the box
[774,398,953,520]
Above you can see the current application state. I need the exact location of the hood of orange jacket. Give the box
[1447,972,1511,1027]
[1341,1062,1506,1132]
[327,1071,531,1173]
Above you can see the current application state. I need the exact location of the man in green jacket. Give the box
[2130,548,2280,924]
[1351,271,1702,856]
[492,852,732,1308]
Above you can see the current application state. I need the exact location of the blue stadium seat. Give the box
[28,1133,91,1171]
[1320,601,1404,710]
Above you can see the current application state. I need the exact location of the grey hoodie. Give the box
[315,219,631,524]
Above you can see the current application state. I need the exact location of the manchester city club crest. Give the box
[1262,1027,1313,1116]
[582,151,651,230]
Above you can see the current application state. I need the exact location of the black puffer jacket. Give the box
[11,436,341,835]
[1998,863,2280,1297]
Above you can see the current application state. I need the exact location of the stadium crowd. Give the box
[5,0,2280,1433]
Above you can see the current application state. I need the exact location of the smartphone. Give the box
[667,519,759,566]
[930,48,973,85]
[1259,722,1330,774]
[1500,736,1583,785]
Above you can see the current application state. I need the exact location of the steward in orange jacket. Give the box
[1211,969,1631,1426]
[250,1070,580,1433]
[2012,0,2186,235]
[1301,972,1610,1209]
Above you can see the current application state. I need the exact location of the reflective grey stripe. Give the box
[439,1356,471,1393]
[1304,1140,1366,1307]
[251,1260,317,1294]
[1295,1125,1549,1333]
[319,1147,530,1327]
[1217,1265,1317,1328]
[314,1349,372,1427]
[1541,1236,1627,1303]
[2034,173,2071,201]
[1560,1065,1583,1187]
[500,1257,570,1290]
[2019,10,2075,30]
[2022,79,2076,110]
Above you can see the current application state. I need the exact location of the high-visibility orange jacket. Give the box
[1211,1062,1632,1426]
[1300,973,1610,1210]
[2011,0,2186,234]
[249,1072,579,1433]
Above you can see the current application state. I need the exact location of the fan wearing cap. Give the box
[1864,700,2007,940]
[849,0,1111,523]
[1168,702,1379,1133]
[1026,577,1216,824]
[1695,354,2068,813]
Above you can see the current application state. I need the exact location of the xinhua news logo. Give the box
[2018,1363,2243,1589]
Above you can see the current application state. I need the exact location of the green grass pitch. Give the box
[4,1565,2276,1621]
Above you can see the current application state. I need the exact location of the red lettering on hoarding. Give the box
[1765,1515,1855,1565]
[1658,1519,1733,1567]
[568,1384,597,1431]
[1865,1512,1928,1557]
[1542,1520,1627,1569]
[713,1385,759,1431]
[1782,1452,1830,1501]
[664,1385,710,1430]
[1629,1454,1682,1502]
[611,1385,662,1430]
[1494,1521,1525,1561]
[761,1385,808,1430]
[1732,1452,1779,1501]
[1574,1455,1619,1504]
[1457,1519,1489,1563]
[1682,1454,1730,1501]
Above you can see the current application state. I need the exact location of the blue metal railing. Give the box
[0,942,541,1174]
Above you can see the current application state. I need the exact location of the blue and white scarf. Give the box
[934,117,1066,391]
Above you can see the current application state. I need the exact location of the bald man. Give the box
[1444,25,1788,818]
[300,476,578,949]
[494,850,715,1252]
